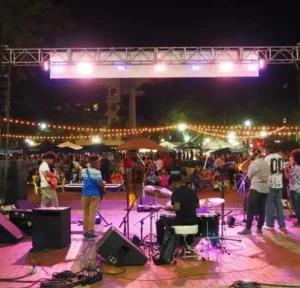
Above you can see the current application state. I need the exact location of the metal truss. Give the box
[0,46,300,66]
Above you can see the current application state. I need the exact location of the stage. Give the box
[0,189,300,288]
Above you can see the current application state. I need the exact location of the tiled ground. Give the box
[1,188,300,288]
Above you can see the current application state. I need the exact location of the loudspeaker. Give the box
[0,160,27,205]
[32,207,71,250]
[0,213,25,243]
[16,200,37,210]
[9,209,33,235]
[97,226,147,266]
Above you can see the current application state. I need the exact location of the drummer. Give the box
[156,179,199,248]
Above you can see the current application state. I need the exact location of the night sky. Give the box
[8,0,300,126]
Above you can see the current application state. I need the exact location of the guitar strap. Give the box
[86,168,103,196]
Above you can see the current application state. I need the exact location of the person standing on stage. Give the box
[39,152,59,208]
[264,144,286,230]
[287,149,300,227]
[238,149,270,235]
[127,164,144,208]
[81,156,106,239]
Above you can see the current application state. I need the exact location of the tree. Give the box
[0,0,72,47]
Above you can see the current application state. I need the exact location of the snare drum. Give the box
[197,214,219,239]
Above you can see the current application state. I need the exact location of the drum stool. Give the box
[172,225,199,258]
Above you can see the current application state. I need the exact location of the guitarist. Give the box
[81,156,106,239]
[39,152,59,208]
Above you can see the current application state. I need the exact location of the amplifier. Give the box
[9,209,33,235]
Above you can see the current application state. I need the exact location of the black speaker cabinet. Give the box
[32,207,71,250]
[0,213,25,244]
[9,209,33,235]
[97,226,148,266]
[0,160,27,205]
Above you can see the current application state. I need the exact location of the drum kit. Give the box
[164,197,225,258]
[132,185,240,259]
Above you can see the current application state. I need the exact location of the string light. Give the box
[2,117,296,135]
[2,118,177,133]
[1,126,288,140]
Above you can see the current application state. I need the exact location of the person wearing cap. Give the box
[39,151,59,207]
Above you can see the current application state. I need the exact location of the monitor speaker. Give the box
[97,226,148,266]
[9,209,33,235]
[32,207,71,250]
[0,213,25,243]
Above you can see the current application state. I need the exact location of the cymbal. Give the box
[199,198,225,208]
[144,185,172,198]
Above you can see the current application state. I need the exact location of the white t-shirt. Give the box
[264,153,285,189]
[156,159,163,171]
[39,161,50,188]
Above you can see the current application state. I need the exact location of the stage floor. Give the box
[1,189,300,288]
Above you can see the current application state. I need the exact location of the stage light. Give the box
[43,62,49,71]
[155,64,166,72]
[259,59,265,69]
[117,65,126,71]
[191,65,201,71]
[247,64,258,71]
[220,62,234,72]
[77,63,94,74]
[203,138,210,144]
[52,66,65,73]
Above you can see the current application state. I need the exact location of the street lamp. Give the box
[244,120,252,127]
[244,120,252,150]
[177,123,187,132]
[40,123,47,130]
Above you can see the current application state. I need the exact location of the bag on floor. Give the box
[153,227,177,265]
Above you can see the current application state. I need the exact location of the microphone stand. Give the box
[119,156,145,239]
[217,163,241,255]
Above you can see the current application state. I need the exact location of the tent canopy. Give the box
[57,141,83,150]
[176,142,201,150]
[117,137,167,151]
[203,139,231,150]
[160,141,177,150]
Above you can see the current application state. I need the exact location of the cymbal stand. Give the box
[119,178,144,239]
[200,221,212,260]
[236,173,247,223]
[217,166,241,255]
[134,210,156,245]
[141,209,158,260]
